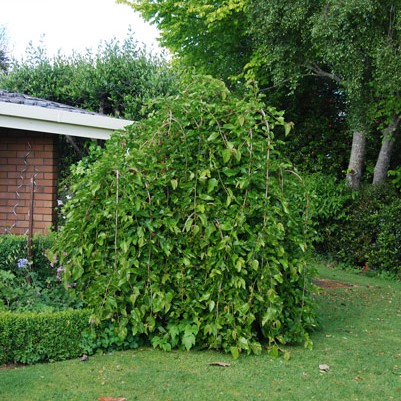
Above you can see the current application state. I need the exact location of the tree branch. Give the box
[311,63,342,83]
[65,135,84,157]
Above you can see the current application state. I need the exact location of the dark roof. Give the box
[0,89,99,115]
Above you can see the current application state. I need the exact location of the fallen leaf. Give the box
[208,362,231,367]
[319,364,330,372]
[98,398,127,401]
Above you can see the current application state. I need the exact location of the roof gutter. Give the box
[0,102,133,140]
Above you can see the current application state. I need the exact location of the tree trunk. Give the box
[372,114,401,185]
[346,130,366,189]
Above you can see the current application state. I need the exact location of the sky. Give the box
[0,0,163,60]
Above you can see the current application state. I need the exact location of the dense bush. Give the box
[53,75,317,358]
[0,309,91,364]
[313,183,401,277]
[0,234,78,311]
[304,173,354,249]
[367,196,401,278]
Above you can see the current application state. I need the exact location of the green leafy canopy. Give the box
[54,74,317,357]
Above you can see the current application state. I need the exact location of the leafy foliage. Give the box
[369,197,401,278]
[128,0,401,185]
[53,75,317,357]
[318,184,401,277]
[119,0,250,82]
[303,173,354,248]
[0,32,176,120]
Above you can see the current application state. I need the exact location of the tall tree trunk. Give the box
[372,114,401,185]
[346,130,366,189]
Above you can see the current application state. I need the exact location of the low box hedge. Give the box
[0,309,91,364]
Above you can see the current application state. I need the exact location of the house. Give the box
[0,90,133,235]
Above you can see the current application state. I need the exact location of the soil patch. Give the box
[313,278,354,289]
[0,363,23,370]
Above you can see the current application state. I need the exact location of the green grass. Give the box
[1,263,400,401]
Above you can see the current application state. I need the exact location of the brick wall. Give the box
[0,128,58,235]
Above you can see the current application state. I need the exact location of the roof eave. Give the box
[0,102,133,140]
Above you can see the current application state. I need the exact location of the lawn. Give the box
[1,263,400,401]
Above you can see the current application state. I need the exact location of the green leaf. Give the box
[168,324,180,341]
[222,168,238,177]
[184,217,193,232]
[182,333,196,351]
[199,194,214,201]
[207,131,220,142]
[238,337,249,350]
[207,178,218,193]
[222,149,231,163]
[267,345,279,358]
[262,307,277,326]
[230,346,239,360]
[219,222,233,231]
[284,122,293,137]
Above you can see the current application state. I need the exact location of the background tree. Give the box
[0,26,9,72]
[126,0,401,188]
[0,33,178,177]
[0,32,176,120]
[117,0,251,83]
[248,0,401,188]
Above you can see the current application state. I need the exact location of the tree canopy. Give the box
[124,0,401,187]
[118,0,251,82]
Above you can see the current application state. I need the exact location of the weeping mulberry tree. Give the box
[54,75,317,357]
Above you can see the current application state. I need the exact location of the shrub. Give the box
[315,183,401,277]
[0,233,55,276]
[0,309,91,364]
[0,234,79,312]
[0,235,27,271]
[303,173,354,250]
[53,75,317,358]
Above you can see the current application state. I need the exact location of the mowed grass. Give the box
[1,264,400,401]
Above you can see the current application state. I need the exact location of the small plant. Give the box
[0,234,79,312]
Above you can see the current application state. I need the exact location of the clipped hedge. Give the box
[0,309,91,364]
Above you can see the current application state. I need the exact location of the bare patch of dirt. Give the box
[313,278,354,289]
[0,363,23,370]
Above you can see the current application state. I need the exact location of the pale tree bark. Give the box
[372,114,401,185]
[346,130,366,189]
